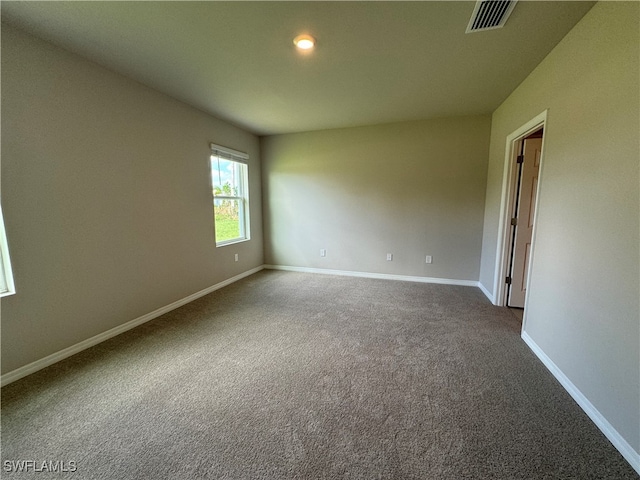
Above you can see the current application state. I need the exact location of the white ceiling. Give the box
[1,1,594,136]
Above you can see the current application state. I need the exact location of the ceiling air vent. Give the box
[466,0,517,33]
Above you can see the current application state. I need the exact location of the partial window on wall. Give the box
[210,143,250,246]
[0,204,16,297]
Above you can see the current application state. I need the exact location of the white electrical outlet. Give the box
[234,253,239,262]
[425,255,432,264]
[386,253,393,261]
[320,249,326,257]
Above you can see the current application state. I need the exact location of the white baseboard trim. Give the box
[1,265,264,388]
[521,331,640,475]
[263,264,478,287]
[477,282,495,304]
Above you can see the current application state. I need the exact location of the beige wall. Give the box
[479,2,639,453]
[1,25,263,373]
[261,116,490,281]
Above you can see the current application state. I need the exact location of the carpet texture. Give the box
[2,271,637,479]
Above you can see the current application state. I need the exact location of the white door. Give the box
[508,136,542,308]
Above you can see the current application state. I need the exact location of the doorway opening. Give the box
[493,111,547,323]
[506,128,543,309]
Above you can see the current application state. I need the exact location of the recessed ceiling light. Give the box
[293,34,315,50]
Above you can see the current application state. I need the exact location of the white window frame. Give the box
[210,143,250,247]
[0,204,16,297]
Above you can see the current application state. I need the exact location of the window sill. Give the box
[216,238,250,248]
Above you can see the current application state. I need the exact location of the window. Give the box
[0,204,15,297]
[210,143,250,246]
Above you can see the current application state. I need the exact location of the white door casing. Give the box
[492,109,547,312]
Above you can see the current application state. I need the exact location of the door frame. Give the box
[493,110,547,315]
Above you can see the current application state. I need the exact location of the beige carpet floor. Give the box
[2,270,637,479]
